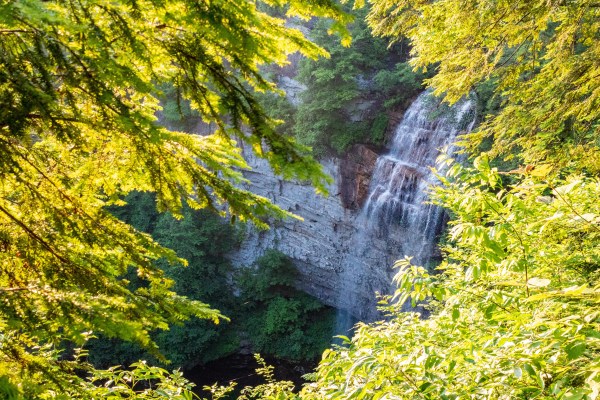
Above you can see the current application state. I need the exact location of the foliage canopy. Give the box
[237,250,336,361]
[295,2,600,399]
[292,5,425,157]
[369,0,600,172]
[0,0,350,396]
[303,159,600,399]
[4,0,600,398]
[87,194,241,370]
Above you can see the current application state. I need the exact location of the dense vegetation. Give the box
[87,192,239,369]
[292,5,423,157]
[0,0,349,396]
[238,250,336,361]
[87,195,335,368]
[260,5,427,158]
[1,0,599,398]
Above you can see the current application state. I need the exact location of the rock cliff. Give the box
[339,144,379,210]
[228,146,382,317]
[229,92,477,321]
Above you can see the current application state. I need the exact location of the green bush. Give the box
[237,250,336,361]
[292,6,424,157]
[91,198,333,368]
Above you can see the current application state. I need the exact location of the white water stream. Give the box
[335,92,476,333]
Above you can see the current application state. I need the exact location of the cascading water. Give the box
[335,91,476,332]
[364,92,476,265]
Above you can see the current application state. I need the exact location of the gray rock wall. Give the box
[229,146,400,320]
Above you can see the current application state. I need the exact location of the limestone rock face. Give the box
[229,92,477,322]
[278,76,307,107]
[228,146,390,318]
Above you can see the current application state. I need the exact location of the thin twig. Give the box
[550,184,600,234]
[480,194,530,297]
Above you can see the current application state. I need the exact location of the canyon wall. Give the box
[229,144,392,319]
[229,92,477,321]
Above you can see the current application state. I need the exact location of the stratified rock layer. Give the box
[229,148,371,312]
[230,92,477,321]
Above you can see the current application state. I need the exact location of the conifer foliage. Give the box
[0,0,348,396]
[368,0,600,171]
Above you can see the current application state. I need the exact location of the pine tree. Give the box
[0,0,349,396]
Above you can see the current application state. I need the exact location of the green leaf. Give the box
[554,181,581,196]
[565,342,587,360]
[523,364,536,377]
[563,390,587,400]
[452,307,460,321]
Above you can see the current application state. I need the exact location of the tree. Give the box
[0,0,350,396]
[368,0,600,173]
[87,195,242,370]
[293,5,424,157]
[303,159,600,399]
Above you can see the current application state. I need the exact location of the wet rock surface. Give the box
[229,149,364,310]
[340,144,380,210]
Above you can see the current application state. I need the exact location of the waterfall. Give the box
[335,91,476,332]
